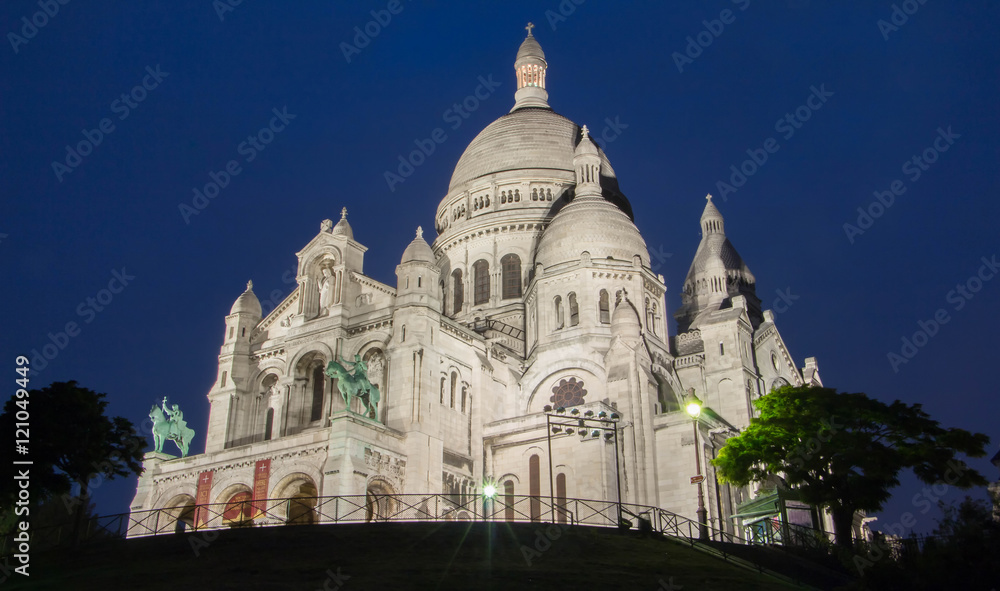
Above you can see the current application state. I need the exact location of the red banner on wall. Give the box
[194,470,213,528]
[252,459,271,518]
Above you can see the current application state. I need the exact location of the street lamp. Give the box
[685,388,710,541]
[545,408,624,527]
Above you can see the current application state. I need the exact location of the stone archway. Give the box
[286,481,318,525]
[365,479,397,522]
[160,494,196,533]
[271,473,320,525]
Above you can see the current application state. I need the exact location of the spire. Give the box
[701,194,725,236]
[674,194,761,332]
[512,24,550,111]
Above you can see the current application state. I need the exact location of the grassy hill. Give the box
[8,522,817,590]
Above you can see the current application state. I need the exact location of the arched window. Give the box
[473,260,489,305]
[503,480,515,521]
[599,290,610,324]
[264,408,274,441]
[461,386,467,413]
[440,377,446,404]
[556,473,567,524]
[554,296,564,330]
[529,455,541,522]
[452,269,464,314]
[568,293,579,326]
[310,366,325,422]
[501,254,522,299]
[450,372,457,408]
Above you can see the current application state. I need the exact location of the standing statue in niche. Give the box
[149,397,196,457]
[318,267,335,310]
[324,354,381,421]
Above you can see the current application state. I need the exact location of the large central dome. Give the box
[447,107,619,192]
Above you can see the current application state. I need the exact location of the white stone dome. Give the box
[447,109,623,199]
[534,194,650,268]
[400,227,435,264]
[230,281,262,317]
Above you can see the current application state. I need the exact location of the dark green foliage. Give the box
[711,385,989,547]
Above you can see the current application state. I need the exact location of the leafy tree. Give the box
[0,381,146,542]
[711,385,989,549]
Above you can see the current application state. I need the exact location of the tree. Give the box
[711,385,989,549]
[0,381,146,542]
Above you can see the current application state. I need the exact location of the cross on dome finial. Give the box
[581,124,590,139]
[525,22,535,36]
[246,280,253,291]
[706,194,713,201]
[416,226,423,239]
[341,207,348,220]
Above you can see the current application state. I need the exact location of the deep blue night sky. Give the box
[2,1,998,534]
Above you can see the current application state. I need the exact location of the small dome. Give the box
[535,195,650,268]
[230,281,262,317]
[401,227,435,264]
[516,33,545,63]
[611,298,642,340]
[575,127,599,156]
[332,207,353,239]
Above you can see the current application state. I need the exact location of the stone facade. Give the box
[130,30,821,535]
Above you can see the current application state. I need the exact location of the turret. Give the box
[511,22,549,111]
[395,226,441,309]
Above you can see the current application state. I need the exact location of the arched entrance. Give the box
[286,481,318,525]
[365,479,397,522]
[160,494,196,533]
[271,473,320,525]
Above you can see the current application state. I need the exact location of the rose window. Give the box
[550,377,587,408]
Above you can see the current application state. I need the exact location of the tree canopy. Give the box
[711,385,989,547]
[0,381,146,530]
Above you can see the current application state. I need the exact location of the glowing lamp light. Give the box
[684,389,703,418]
[483,484,497,500]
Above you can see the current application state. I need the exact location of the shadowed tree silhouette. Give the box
[0,381,146,544]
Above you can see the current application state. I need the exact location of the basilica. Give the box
[130,28,822,537]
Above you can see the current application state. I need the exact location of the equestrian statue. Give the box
[150,397,196,457]
[324,354,381,421]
